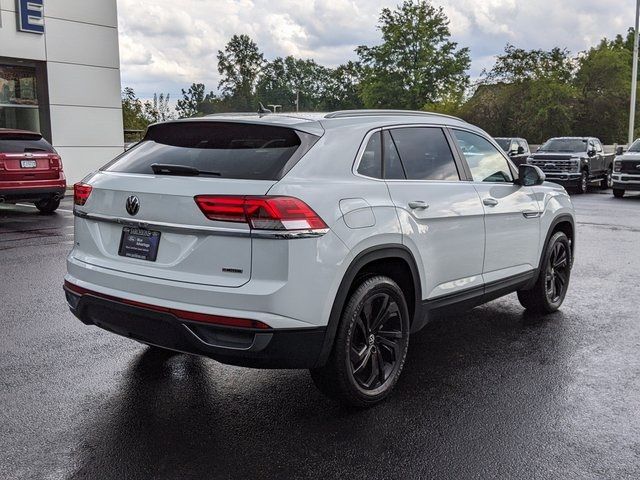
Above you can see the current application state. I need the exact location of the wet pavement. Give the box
[1,191,639,479]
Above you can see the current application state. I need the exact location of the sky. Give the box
[117,0,636,100]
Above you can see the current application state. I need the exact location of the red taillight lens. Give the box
[74,183,92,206]
[49,155,62,170]
[195,196,327,231]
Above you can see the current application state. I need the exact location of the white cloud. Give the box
[117,0,638,99]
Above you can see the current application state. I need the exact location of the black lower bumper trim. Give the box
[65,288,326,369]
[1,187,65,202]
[613,182,640,191]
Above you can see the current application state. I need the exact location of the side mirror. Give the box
[616,146,624,156]
[517,146,525,155]
[517,164,545,187]
[588,149,596,157]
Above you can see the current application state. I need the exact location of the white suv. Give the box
[64,110,576,406]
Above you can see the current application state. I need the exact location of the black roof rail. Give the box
[324,109,465,122]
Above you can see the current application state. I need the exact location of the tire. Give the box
[517,231,572,314]
[575,170,588,194]
[600,168,612,189]
[310,276,410,407]
[613,189,625,198]
[35,198,60,214]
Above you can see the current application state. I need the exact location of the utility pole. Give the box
[295,90,300,112]
[629,0,640,145]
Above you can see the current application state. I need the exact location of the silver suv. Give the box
[64,110,576,407]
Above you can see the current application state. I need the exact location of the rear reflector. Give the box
[74,183,92,206]
[64,281,270,329]
[194,195,327,230]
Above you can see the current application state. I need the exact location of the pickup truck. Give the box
[612,140,640,198]
[495,137,531,167]
[527,137,614,194]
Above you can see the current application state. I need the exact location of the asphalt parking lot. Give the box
[1,190,639,479]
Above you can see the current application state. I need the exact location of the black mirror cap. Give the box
[517,146,525,155]
[518,164,545,187]
[616,146,624,156]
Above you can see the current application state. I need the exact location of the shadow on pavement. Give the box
[68,303,574,479]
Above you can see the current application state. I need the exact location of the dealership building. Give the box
[0,0,124,183]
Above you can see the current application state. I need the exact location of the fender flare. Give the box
[314,244,422,367]
[527,213,575,289]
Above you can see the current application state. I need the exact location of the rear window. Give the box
[0,135,54,153]
[103,122,319,180]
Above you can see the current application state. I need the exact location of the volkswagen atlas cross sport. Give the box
[64,110,576,407]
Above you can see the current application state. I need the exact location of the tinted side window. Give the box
[452,130,514,183]
[357,132,382,178]
[382,130,406,179]
[388,127,459,181]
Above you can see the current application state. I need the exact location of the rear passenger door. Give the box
[382,127,486,301]
[450,129,541,285]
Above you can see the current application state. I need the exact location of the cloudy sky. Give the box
[117,0,636,100]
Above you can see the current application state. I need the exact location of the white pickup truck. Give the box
[613,140,640,198]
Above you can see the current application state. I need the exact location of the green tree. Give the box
[461,43,579,143]
[175,83,217,118]
[574,32,635,143]
[255,56,331,111]
[483,44,575,83]
[121,87,149,131]
[356,0,470,109]
[319,62,364,111]
[144,93,173,123]
[217,34,265,111]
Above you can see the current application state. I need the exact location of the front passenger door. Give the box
[451,129,541,285]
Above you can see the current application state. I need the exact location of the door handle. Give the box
[483,198,499,207]
[522,210,542,219]
[408,201,429,210]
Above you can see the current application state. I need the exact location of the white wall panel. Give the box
[57,146,124,184]
[0,11,46,60]
[50,105,123,147]
[1,0,16,11]
[44,0,118,28]
[47,62,121,108]
[44,18,119,68]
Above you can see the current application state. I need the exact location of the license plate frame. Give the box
[20,160,37,168]
[118,227,161,262]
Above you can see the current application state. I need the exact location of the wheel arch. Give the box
[531,214,575,285]
[315,244,422,367]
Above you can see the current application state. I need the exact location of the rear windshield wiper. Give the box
[151,163,221,177]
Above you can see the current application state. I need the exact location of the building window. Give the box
[0,64,41,132]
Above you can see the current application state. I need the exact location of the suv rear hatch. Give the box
[72,119,321,288]
[0,132,61,182]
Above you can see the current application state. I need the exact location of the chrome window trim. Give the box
[73,210,327,239]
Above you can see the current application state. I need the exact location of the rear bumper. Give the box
[0,179,66,202]
[64,283,326,369]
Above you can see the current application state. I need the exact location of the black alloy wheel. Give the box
[310,276,410,407]
[544,241,570,304]
[517,231,572,314]
[348,292,404,392]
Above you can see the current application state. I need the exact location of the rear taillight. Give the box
[74,183,92,206]
[195,196,327,231]
[49,155,62,170]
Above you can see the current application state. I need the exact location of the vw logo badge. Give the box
[126,195,140,216]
